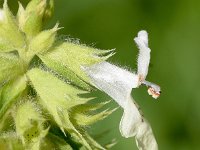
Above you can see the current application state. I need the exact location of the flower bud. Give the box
[27,23,59,60]
[0,1,25,51]
[15,101,48,148]
[17,0,54,38]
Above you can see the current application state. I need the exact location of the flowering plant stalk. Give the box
[0,0,160,150]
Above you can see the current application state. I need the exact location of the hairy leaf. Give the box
[0,75,27,120]
[15,101,48,149]
[27,24,58,59]
[0,0,25,50]
[39,55,91,90]
[40,42,114,83]
[27,68,93,149]
[0,53,23,84]
[0,132,23,150]
[41,133,73,150]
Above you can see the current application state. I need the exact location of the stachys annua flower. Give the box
[0,0,160,149]
[84,30,160,150]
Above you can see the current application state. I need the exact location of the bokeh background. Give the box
[3,0,200,149]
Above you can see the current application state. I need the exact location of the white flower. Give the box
[83,30,160,150]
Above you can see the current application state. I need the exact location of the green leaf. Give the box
[71,101,111,113]
[0,0,25,51]
[0,110,14,131]
[27,68,93,149]
[21,0,54,38]
[39,55,92,91]
[17,2,26,31]
[69,101,114,126]
[27,24,58,59]
[0,75,27,120]
[56,108,93,150]
[0,132,23,150]
[83,132,105,150]
[43,0,54,22]
[15,101,48,149]
[0,53,23,84]
[104,139,117,149]
[41,133,73,150]
[70,107,116,126]
[0,38,14,52]
[40,42,114,83]
[23,12,43,39]
[26,0,46,13]
[27,68,89,109]
[23,0,46,37]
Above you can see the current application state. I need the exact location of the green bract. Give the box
[0,0,115,149]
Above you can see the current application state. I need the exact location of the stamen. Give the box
[142,80,161,99]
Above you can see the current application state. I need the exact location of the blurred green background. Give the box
[3,0,200,149]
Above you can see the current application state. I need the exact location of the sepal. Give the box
[14,101,49,148]
[0,0,25,52]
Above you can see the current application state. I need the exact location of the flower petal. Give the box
[119,96,141,137]
[134,30,151,80]
[135,119,158,150]
[83,62,139,108]
[120,97,158,150]
[84,62,158,150]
